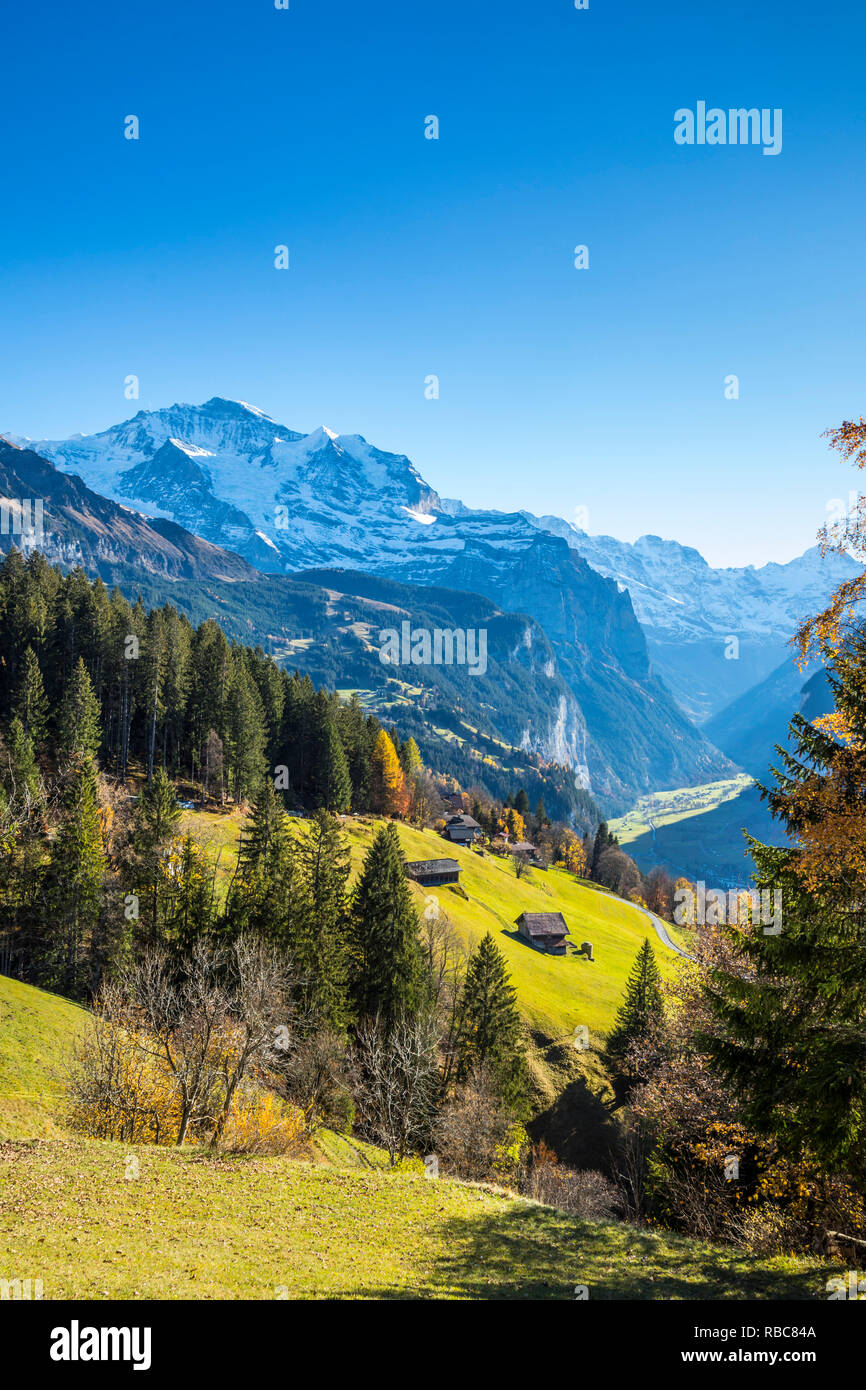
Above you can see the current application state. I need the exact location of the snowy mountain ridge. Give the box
[22,397,858,721]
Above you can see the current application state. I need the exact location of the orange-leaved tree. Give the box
[370,729,408,817]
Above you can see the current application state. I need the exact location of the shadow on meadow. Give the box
[529,1071,621,1171]
[328,1202,829,1301]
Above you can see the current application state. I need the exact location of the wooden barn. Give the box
[515,911,571,955]
[509,840,546,867]
[442,814,482,845]
[405,859,462,888]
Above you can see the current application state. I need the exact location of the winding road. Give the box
[633,904,695,961]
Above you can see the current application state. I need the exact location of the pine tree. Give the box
[287,809,352,1027]
[399,737,423,778]
[702,629,866,1178]
[310,711,352,813]
[41,755,107,997]
[225,653,267,805]
[224,780,292,943]
[456,932,526,1110]
[14,647,49,747]
[349,822,424,1030]
[134,767,182,943]
[3,717,41,804]
[590,821,610,879]
[240,779,288,873]
[165,836,216,956]
[514,788,530,816]
[57,657,102,761]
[605,937,664,1092]
[337,692,374,810]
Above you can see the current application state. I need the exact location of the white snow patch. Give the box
[169,438,214,458]
[402,507,436,526]
[234,401,276,421]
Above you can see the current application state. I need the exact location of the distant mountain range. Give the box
[0,438,257,583]
[705,656,832,781]
[23,398,855,728]
[6,397,856,821]
[529,516,858,723]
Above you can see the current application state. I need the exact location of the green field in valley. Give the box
[609,775,755,847]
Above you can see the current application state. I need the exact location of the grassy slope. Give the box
[0,1138,831,1300]
[0,819,687,1149]
[0,975,88,1141]
[346,820,685,1044]
[0,974,830,1301]
[178,808,687,1045]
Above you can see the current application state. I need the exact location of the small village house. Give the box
[509,840,546,867]
[515,911,571,955]
[442,813,482,845]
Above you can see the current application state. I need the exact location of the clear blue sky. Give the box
[1,0,864,566]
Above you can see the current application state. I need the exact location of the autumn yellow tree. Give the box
[497,807,525,842]
[558,829,587,875]
[785,417,866,895]
[370,729,408,817]
[797,417,866,663]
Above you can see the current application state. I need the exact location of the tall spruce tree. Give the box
[165,836,216,957]
[349,822,424,1030]
[605,937,664,1093]
[41,755,107,997]
[287,809,352,1027]
[309,703,352,813]
[14,647,49,748]
[57,657,102,761]
[590,821,610,879]
[456,931,527,1110]
[134,767,182,943]
[225,652,267,805]
[4,716,41,804]
[702,629,866,1180]
[399,737,422,778]
[225,779,292,942]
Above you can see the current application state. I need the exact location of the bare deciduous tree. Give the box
[419,910,467,1095]
[433,1065,521,1183]
[68,936,294,1147]
[351,1013,439,1165]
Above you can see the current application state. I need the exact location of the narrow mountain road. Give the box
[633,904,695,961]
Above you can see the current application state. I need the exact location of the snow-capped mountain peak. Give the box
[24,397,859,723]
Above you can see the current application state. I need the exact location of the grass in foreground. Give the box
[0,1138,833,1301]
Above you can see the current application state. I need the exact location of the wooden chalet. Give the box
[442,813,482,845]
[404,858,462,887]
[515,911,571,955]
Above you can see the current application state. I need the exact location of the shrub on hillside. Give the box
[522,1142,619,1220]
[219,1086,306,1155]
[434,1067,527,1184]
